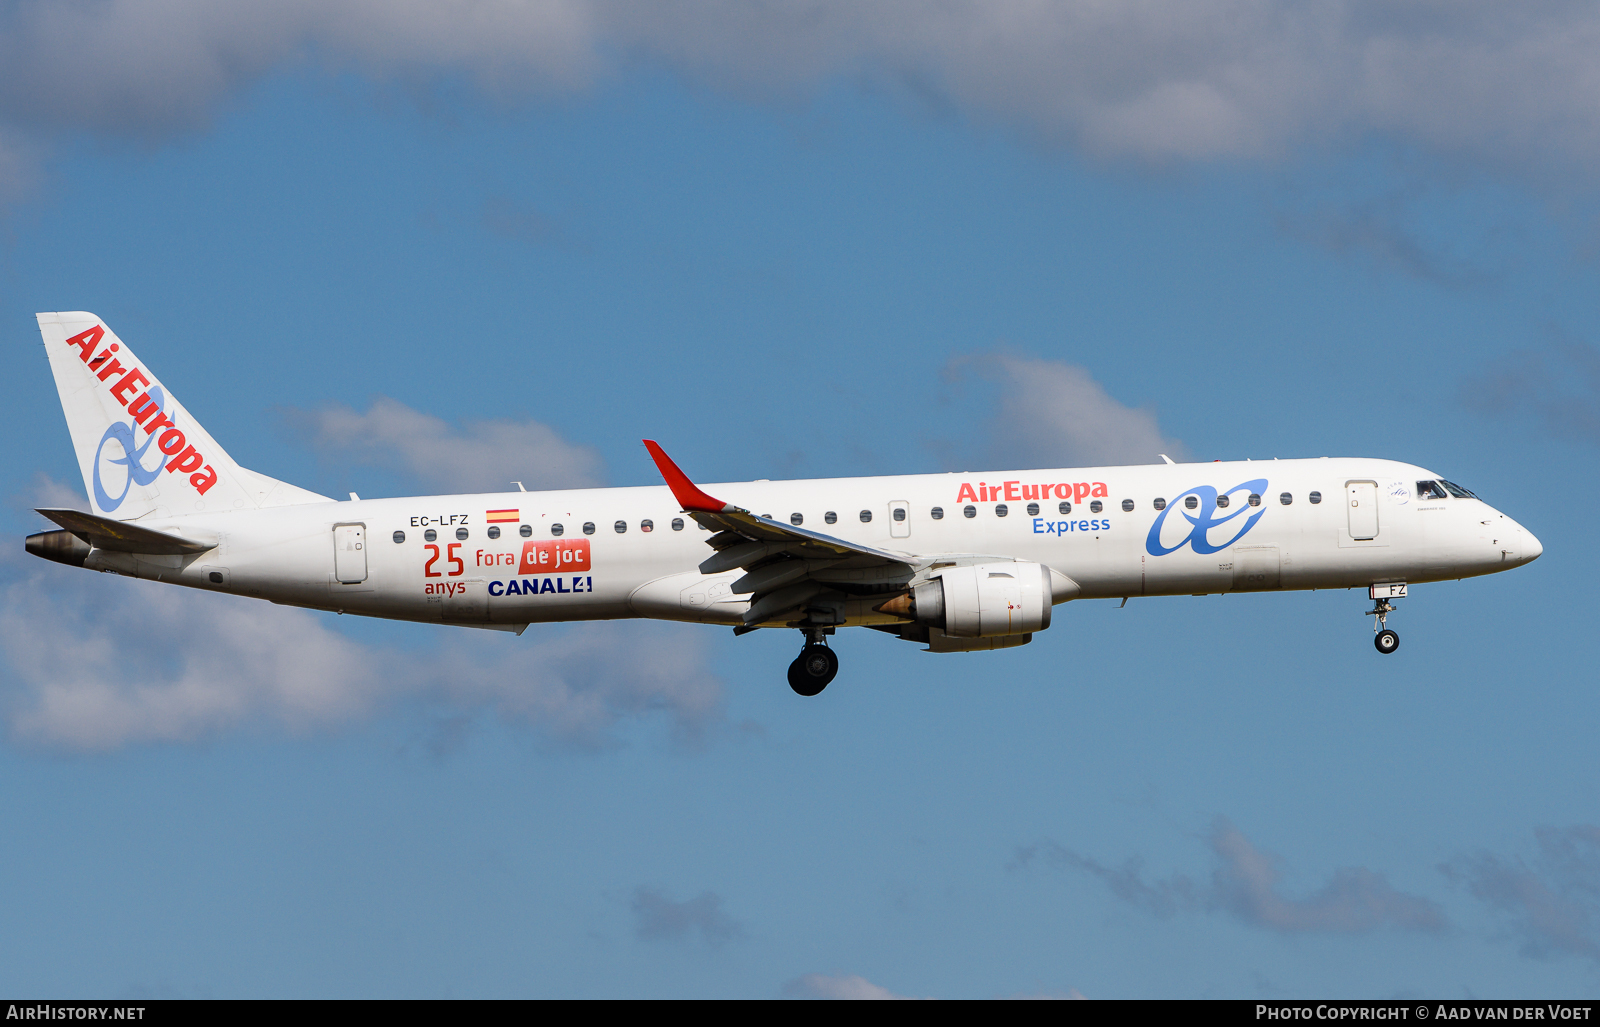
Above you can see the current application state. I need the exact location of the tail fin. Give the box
[36,312,330,519]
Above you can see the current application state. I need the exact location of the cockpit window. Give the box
[1440,480,1478,499]
[1416,480,1449,501]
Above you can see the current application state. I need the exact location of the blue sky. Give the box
[1,2,1598,999]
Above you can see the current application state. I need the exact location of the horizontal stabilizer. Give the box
[35,508,216,556]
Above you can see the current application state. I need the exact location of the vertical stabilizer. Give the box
[36,312,330,519]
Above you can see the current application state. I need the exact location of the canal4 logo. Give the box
[475,538,596,597]
[1146,479,1269,556]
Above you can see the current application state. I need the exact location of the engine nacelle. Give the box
[893,562,1069,638]
[25,529,90,568]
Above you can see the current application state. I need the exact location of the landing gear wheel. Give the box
[1365,590,1402,655]
[787,643,838,696]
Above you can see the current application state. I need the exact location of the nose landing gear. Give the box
[787,628,839,696]
[1366,583,1405,655]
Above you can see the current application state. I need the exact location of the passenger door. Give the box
[1346,481,1379,541]
[333,524,367,583]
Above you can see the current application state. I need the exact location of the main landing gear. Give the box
[788,628,839,696]
[1366,583,1405,655]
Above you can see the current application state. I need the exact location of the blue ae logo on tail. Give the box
[1146,478,1269,556]
[92,387,170,513]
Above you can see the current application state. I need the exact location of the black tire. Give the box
[787,644,838,696]
[1375,629,1399,654]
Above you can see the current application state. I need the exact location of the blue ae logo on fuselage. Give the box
[1145,479,1269,556]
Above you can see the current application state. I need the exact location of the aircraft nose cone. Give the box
[1523,528,1543,563]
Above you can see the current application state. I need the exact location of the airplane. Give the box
[25,312,1543,696]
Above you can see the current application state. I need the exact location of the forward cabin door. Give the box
[1346,482,1379,541]
[333,524,367,583]
[889,500,910,539]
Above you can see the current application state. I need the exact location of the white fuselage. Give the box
[82,457,1541,632]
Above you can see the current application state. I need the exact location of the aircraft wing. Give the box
[35,507,217,556]
[643,441,915,628]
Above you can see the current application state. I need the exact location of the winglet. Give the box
[643,440,733,512]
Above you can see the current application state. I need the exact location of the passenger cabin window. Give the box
[1026,502,1040,516]
[1309,491,1322,504]
[671,518,685,531]
[1441,480,1477,499]
[1247,493,1261,507]
[582,522,595,535]
[1153,498,1166,510]
[393,531,405,544]
[963,505,977,518]
[825,511,838,524]
[551,523,564,536]
[424,529,437,542]
[1185,496,1199,510]
[790,513,803,526]
[1121,499,1135,512]
[614,520,627,533]
[1059,501,1072,514]
[487,526,501,539]
[930,507,944,520]
[641,519,654,532]
[1089,500,1103,513]
[1279,492,1292,505]
[892,507,906,521]
[859,510,872,522]
[520,524,533,537]
[1215,495,1229,509]
[1416,480,1449,501]
[456,527,469,540]
[995,504,1008,517]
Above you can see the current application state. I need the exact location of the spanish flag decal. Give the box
[486,509,520,523]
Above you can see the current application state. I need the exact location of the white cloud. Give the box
[1442,826,1600,964]
[1206,818,1446,933]
[631,886,743,946]
[23,472,88,513]
[948,353,1187,469]
[9,1,1600,191]
[0,554,722,751]
[784,973,1080,999]
[784,973,915,1000]
[1003,989,1087,1000]
[5,2,1600,195]
[287,395,604,494]
[1018,816,1447,934]
[1462,339,1600,448]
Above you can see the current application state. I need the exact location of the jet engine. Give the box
[879,562,1074,638]
[25,529,90,568]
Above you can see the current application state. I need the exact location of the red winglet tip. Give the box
[642,440,728,513]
